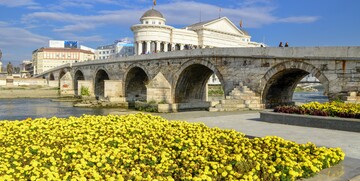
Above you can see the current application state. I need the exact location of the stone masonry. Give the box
[209,83,264,112]
[35,47,360,111]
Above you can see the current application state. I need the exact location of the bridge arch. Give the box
[49,73,55,80]
[59,70,66,80]
[261,61,329,108]
[94,69,110,98]
[173,59,224,103]
[124,64,150,103]
[74,70,85,95]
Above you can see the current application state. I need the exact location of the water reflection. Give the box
[0,92,329,121]
[292,91,329,104]
[0,98,121,121]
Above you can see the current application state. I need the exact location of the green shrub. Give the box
[80,86,90,96]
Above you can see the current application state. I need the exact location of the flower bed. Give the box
[274,101,360,119]
[0,114,344,180]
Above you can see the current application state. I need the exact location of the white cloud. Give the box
[0,25,49,63]
[57,33,105,43]
[22,1,320,33]
[0,26,49,46]
[239,0,273,7]
[22,10,142,32]
[0,21,9,26]
[278,16,320,23]
[0,0,36,7]
[50,0,132,10]
[157,1,277,28]
[54,24,97,32]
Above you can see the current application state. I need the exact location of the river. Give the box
[0,92,328,121]
[0,98,121,120]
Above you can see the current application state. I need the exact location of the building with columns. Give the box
[131,8,263,55]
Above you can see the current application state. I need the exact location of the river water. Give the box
[0,99,121,120]
[0,92,328,121]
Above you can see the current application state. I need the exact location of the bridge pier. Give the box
[146,72,172,104]
[35,47,360,111]
[59,72,75,96]
[104,80,126,102]
[77,80,94,97]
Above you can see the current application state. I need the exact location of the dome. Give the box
[141,9,164,19]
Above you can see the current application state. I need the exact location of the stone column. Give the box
[78,80,94,97]
[164,42,169,52]
[60,72,75,96]
[137,42,143,55]
[180,44,184,50]
[104,80,126,102]
[146,41,151,54]
[134,42,138,55]
[156,41,161,53]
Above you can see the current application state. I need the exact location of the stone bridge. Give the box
[36,47,360,111]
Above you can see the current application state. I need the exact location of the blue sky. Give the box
[0,0,359,65]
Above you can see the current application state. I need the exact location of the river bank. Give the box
[0,86,59,99]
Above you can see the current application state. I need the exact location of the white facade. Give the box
[96,40,134,60]
[131,9,263,55]
[32,48,95,75]
[80,45,96,53]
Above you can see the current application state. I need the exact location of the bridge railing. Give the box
[35,46,360,78]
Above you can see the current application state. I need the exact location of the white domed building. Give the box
[131,8,263,55]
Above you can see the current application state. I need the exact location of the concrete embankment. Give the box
[0,86,59,98]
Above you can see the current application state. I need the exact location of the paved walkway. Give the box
[153,111,360,181]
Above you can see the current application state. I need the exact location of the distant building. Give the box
[208,74,221,85]
[80,45,96,53]
[20,60,33,77]
[32,47,95,75]
[49,40,79,49]
[96,39,134,60]
[131,9,264,55]
[30,40,96,75]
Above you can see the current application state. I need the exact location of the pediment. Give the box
[203,18,245,36]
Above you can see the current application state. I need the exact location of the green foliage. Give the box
[208,85,224,96]
[158,100,168,104]
[80,86,90,96]
[148,100,157,104]
[135,101,158,112]
[136,104,157,112]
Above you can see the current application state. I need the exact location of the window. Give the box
[145,21,148,24]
